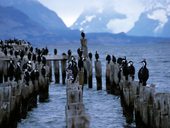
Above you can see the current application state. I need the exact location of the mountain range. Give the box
[0,0,170,44]
[72,7,170,38]
[0,0,80,43]
[71,8,126,33]
[128,12,170,37]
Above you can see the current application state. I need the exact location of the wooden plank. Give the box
[44,55,68,61]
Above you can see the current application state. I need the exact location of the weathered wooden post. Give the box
[110,57,120,94]
[0,83,12,127]
[61,53,67,85]
[38,58,50,102]
[86,53,93,88]
[65,68,90,128]
[106,55,111,93]
[47,60,52,82]
[78,57,84,90]
[80,31,88,59]
[80,32,88,84]
[94,51,102,90]
[53,49,60,84]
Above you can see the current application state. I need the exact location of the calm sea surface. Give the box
[18,42,170,128]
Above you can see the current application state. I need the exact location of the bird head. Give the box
[128,61,133,66]
[140,59,147,66]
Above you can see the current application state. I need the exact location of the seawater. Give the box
[18,42,170,128]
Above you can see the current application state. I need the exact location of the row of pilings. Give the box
[119,80,170,128]
[0,39,51,128]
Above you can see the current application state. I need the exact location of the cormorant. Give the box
[138,59,149,86]
[32,53,36,62]
[8,59,15,81]
[68,49,72,56]
[78,57,83,71]
[20,50,25,60]
[54,49,57,55]
[28,52,32,60]
[122,58,129,81]
[77,48,83,58]
[81,31,85,39]
[95,51,99,61]
[88,52,92,60]
[117,57,124,65]
[106,54,111,64]
[112,55,116,63]
[128,61,135,81]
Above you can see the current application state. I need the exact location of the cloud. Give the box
[148,9,168,32]
[107,19,135,33]
[106,0,145,33]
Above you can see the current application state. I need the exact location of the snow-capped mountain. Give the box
[127,9,170,37]
[71,2,170,38]
[71,8,125,33]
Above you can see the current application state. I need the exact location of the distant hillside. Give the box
[0,0,81,43]
[0,0,68,32]
[0,6,47,39]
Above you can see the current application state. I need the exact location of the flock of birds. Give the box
[95,51,149,86]
[0,37,149,87]
[0,39,50,85]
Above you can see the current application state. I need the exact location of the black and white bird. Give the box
[128,61,135,81]
[122,58,129,81]
[138,59,149,86]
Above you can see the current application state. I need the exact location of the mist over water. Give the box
[19,42,170,128]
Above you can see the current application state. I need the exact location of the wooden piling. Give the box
[65,69,90,128]
[95,60,102,90]
[86,58,93,88]
[110,62,120,95]
[80,39,88,58]
[106,62,111,92]
[53,60,60,84]
[61,53,67,85]
[78,68,84,92]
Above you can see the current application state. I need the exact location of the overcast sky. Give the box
[38,0,170,33]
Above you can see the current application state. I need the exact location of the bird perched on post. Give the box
[81,31,85,39]
[128,61,135,81]
[122,58,129,81]
[95,51,99,61]
[138,59,149,86]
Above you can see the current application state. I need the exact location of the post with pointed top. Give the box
[95,51,102,90]
[53,49,60,84]
[80,31,88,84]
[61,53,67,85]
[80,31,88,58]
